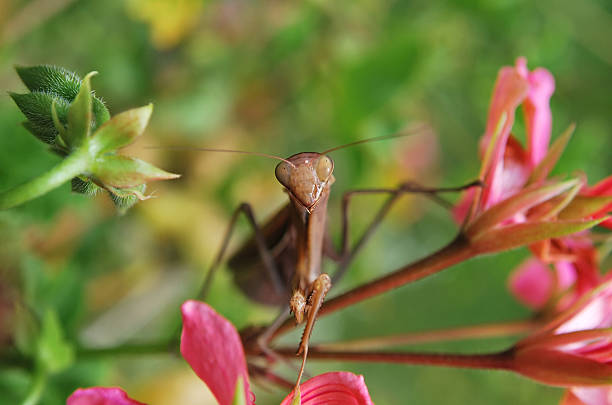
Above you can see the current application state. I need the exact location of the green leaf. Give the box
[90,104,153,155]
[471,217,608,254]
[92,155,180,188]
[14,303,39,357]
[66,72,96,147]
[466,179,579,239]
[51,100,67,137]
[92,97,111,129]
[528,123,575,185]
[15,65,81,100]
[231,376,247,405]
[36,309,74,374]
[559,195,612,221]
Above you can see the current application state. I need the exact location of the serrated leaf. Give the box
[10,91,70,133]
[15,65,81,100]
[231,376,247,405]
[528,124,575,185]
[22,121,57,144]
[90,104,153,154]
[559,195,612,221]
[471,217,608,254]
[66,72,96,147]
[92,155,179,188]
[36,309,74,373]
[466,179,579,239]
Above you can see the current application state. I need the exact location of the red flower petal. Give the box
[585,175,612,229]
[67,387,146,405]
[180,300,252,405]
[280,372,373,405]
[516,57,555,168]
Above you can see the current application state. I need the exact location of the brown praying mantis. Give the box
[193,128,481,394]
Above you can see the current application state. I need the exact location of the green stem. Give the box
[0,146,91,210]
[21,367,47,405]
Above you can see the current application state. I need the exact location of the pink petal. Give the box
[496,136,530,203]
[571,387,612,405]
[516,57,555,167]
[280,372,373,405]
[555,282,612,334]
[480,65,529,209]
[561,390,588,405]
[508,258,553,309]
[67,387,146,405]
[180,300,252,405]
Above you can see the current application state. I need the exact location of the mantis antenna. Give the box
[145,146,296,167]
[320,123,431,155]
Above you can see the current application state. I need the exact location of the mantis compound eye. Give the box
[275,161,293,187]
[316,155,333,182]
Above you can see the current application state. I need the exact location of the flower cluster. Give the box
[451,57,612,404]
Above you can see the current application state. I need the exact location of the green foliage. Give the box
[11,66,109,149]
[3,65,178,212]
[89,104,153,154]
[36,310,74,374]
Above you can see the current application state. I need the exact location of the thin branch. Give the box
[269,234,474,341]
[273,347,514,371]
[312,319,538,351]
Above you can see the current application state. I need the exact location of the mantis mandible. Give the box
[196,129,481,393]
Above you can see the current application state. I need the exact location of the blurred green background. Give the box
[1,0,611,404]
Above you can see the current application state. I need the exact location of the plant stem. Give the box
[313,319,538,351]
[76,341,179,359]
[0,147,91,210]
[273,347,513,371]
[270,235,474,340]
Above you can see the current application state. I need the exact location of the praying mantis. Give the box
[196,129,481,394]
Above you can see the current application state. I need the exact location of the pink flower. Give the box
[510,279,612,395]
[68,301,374,405]
[180,299,251,405]
[67,387,146,405]
[454,57,555,222]
[180,300,374,405]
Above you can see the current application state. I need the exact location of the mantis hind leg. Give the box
[331,179,483,284]
[199,202,285,301]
